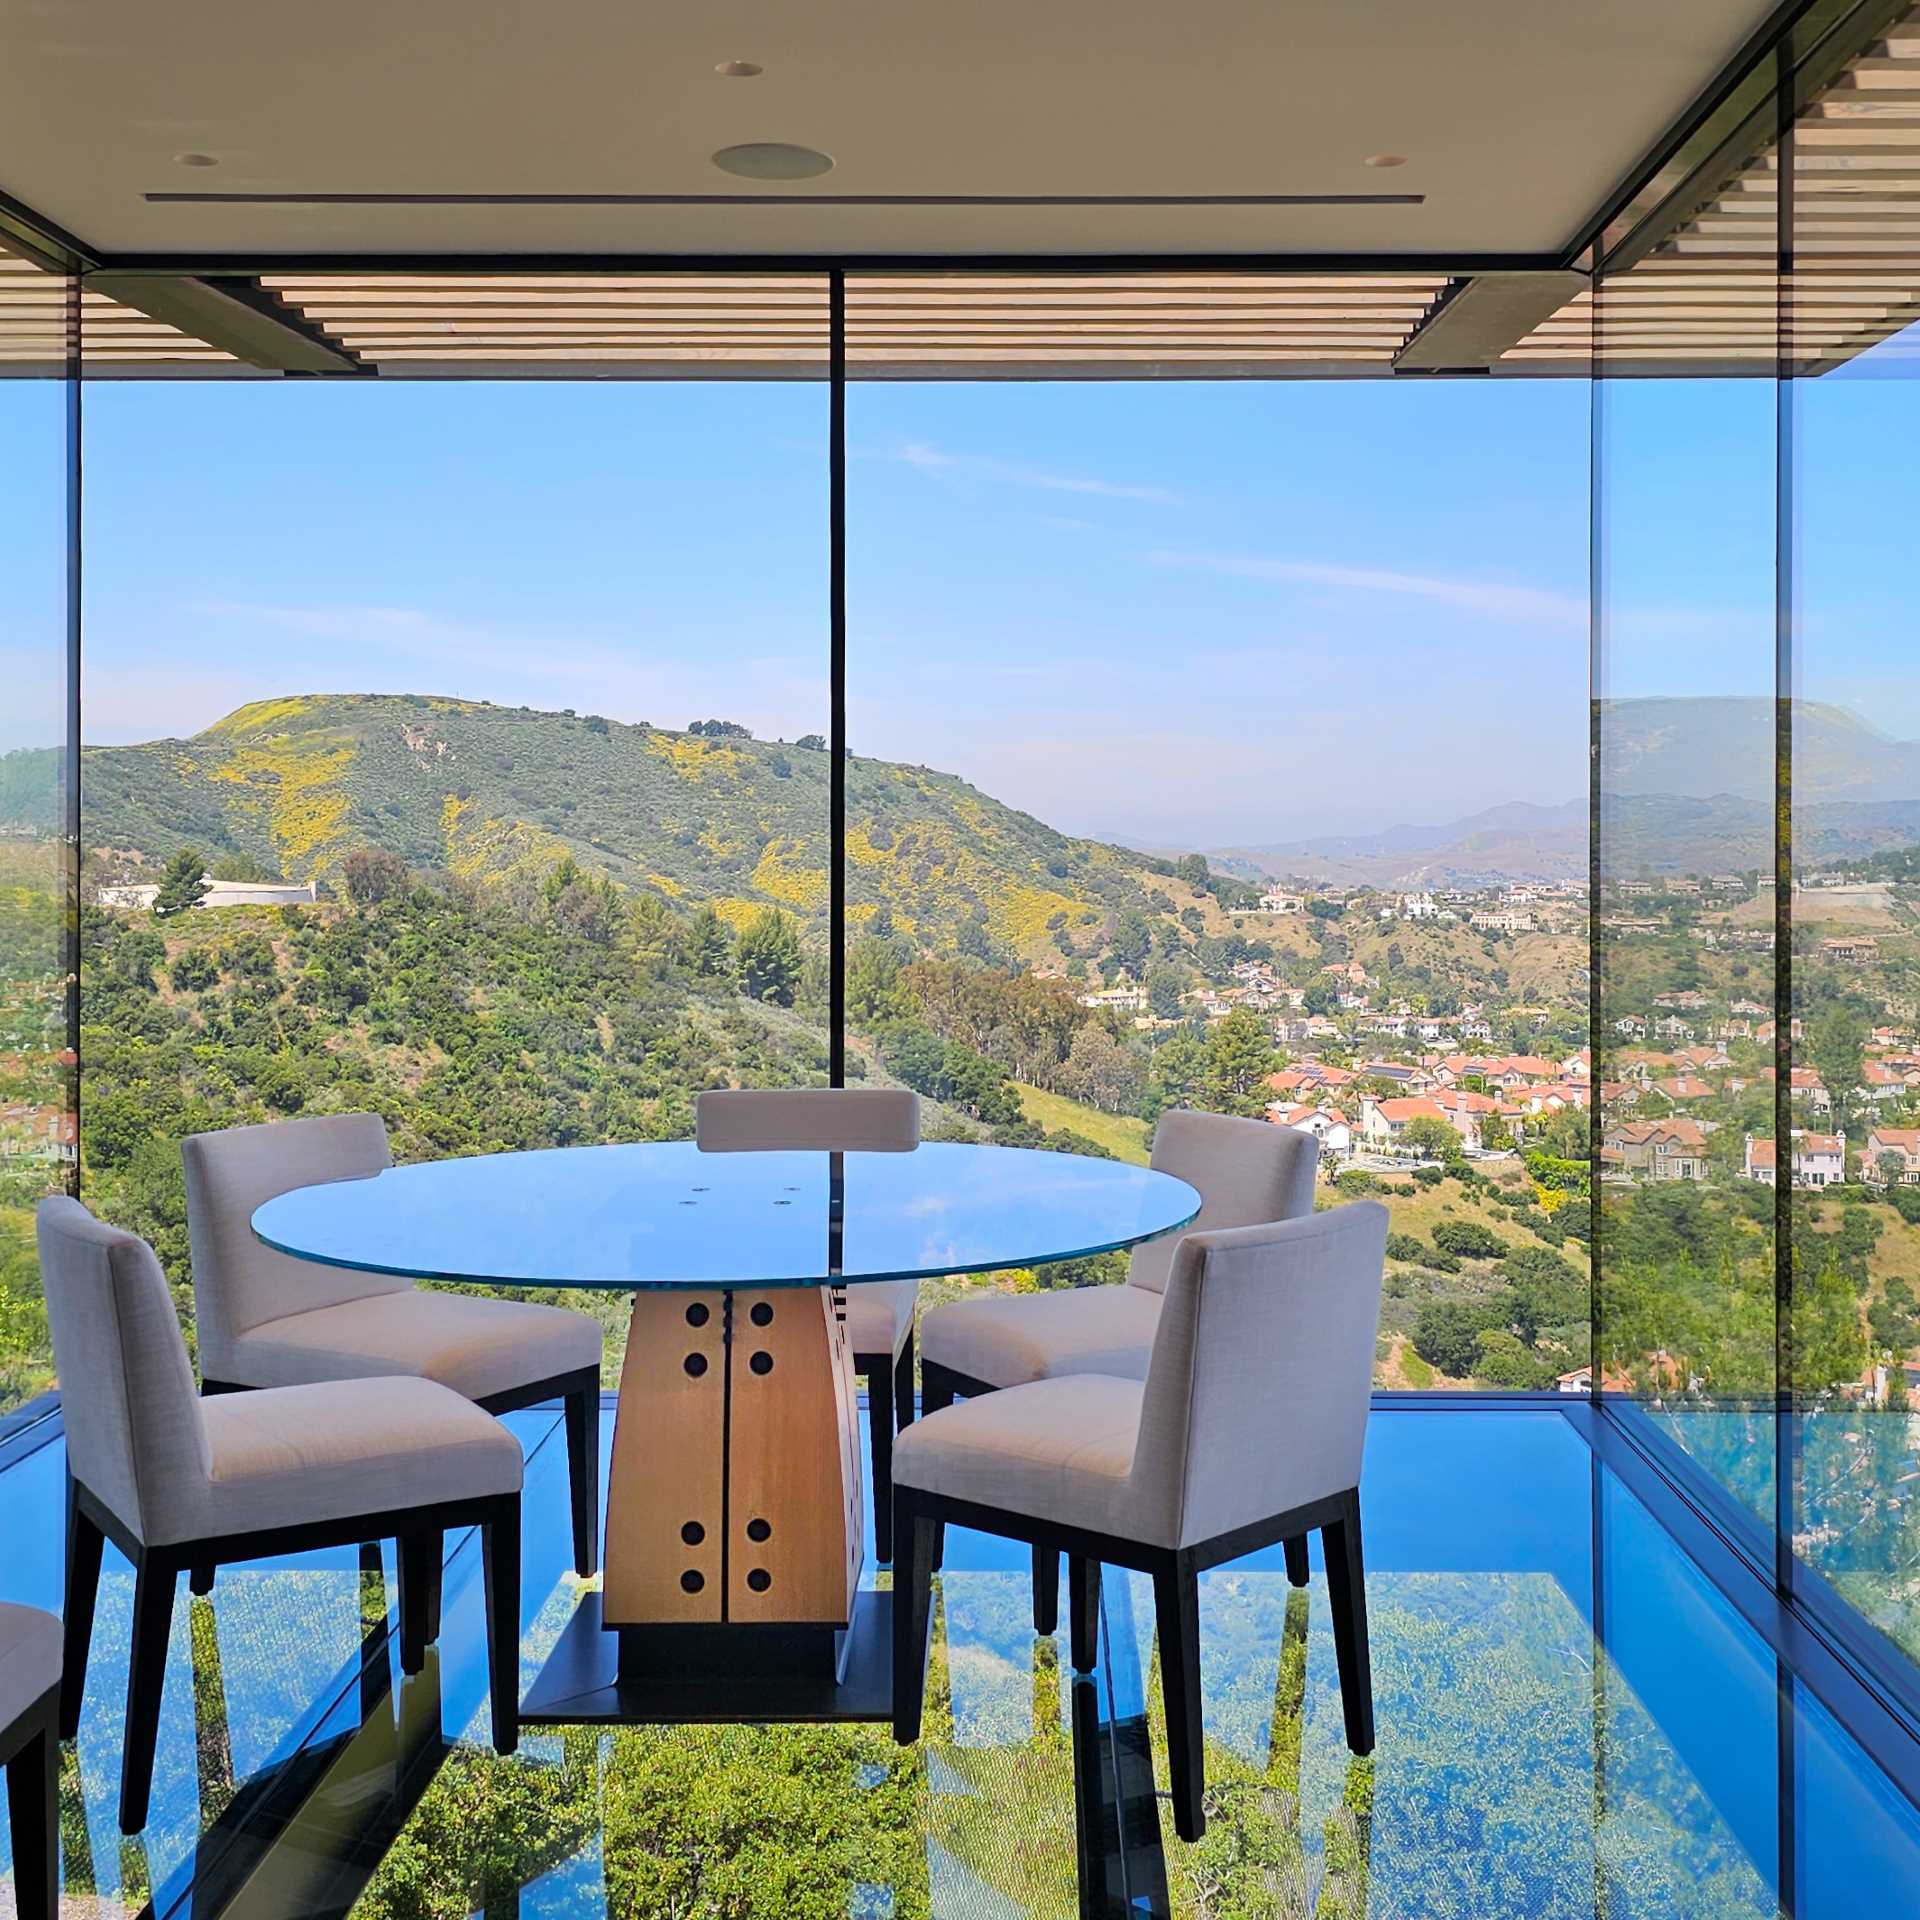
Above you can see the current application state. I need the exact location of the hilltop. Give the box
[0,693,1243,963]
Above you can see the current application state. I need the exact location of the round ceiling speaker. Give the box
[711,142,834,181]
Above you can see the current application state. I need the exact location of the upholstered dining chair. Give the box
[38,1196,525,1834]
[892,1201,1388,1842]
[918,1108,1319,1617]
[694,1086,920,1559]
[0,1602,60,1920]
[181,1114,603,1583]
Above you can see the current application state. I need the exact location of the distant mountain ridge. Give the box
[1210,798,1588,886]
[3,692,1916,907]
[1208,699,1920,884]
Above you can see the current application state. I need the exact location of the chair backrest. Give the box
[37,1196,211,1545]
[181,1114,399,1375]
[695,1087,919,1153]
[1126,1109,1320,1295]
[1128,1201,1387,1550]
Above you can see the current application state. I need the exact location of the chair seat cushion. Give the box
[184,1376,524,1545]
[226,1288,602,1402]
[892,1376,1149,1541]
[920,1283,1161,1389]
[844,1277,917,1362]
[0,1601,61,1731]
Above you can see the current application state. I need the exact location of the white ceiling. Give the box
[0,0,1779,260]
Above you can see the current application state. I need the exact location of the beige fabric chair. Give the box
[891,1201,1389,1843]
[181,1114,603,1578]
[38,1196,525,1834]
[0,1603,59,1920]
[920,1110,1319,1396]
[918,1108,1319,1611]
[695,1086,920,1558]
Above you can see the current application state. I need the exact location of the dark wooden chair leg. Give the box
[865,1353,896,1564]
[60,1474,105,1741]
[120,1554,177,1833]
[5,1693,58,1920]
[1033,1546,1060,1636]
[1323,1491,1375,1757]
[919,1364,963,1572]
[1152,1555,1206,1844]
[1068,1555,1102,1674]
[395,1529,441,1674]
[1283,1533,1310,1588]
[894,1328,916,1429]
[564,1384,600,1579]
[919,1362,958,1419]
[481,1501,521,1755]
[892,1493,937,1744]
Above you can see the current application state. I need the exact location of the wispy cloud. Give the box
[1147,549,1586,628]
[883,440,1179,505]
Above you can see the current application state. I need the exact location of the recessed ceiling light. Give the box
[175,152,219,168]
[1363,152,1408,169]
[711,142,833,181]
[715,59,763,78]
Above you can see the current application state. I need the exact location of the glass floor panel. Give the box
[1,1404,1916,1918]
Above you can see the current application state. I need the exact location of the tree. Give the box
[1056,1023,1144,1114]
[688,718,752,740]
[168,947,219,994]
[686,905,734,980]
[210,851,282,883]
[1414,1301,1490,1377]
[846,936,911,1027]
[1474,1328,1547,1389]
[794,733,826,752]
[1199,1008,1279,1117]
[152,847,209,917]
[342,847,410,907]
[1401,1115,1463,1166]
[736,908,803,1007]
[1175,853,1210,891]
[1807,998,1869,1129]
[1110,910,1152,976]
[1433,1218,1506,1261]
[1147,968,1185,1022]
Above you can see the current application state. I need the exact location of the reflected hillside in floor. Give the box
[2,1407,1918,1918]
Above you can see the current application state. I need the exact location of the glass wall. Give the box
[1590,0,1920,1690]
[1786,20,1920,1663]
[76,317,829,1378]
[1593,300,1780,1530]
[848,282,1593,1387]
[0,240,73,1415]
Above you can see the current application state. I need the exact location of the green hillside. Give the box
[15,692,1219,963]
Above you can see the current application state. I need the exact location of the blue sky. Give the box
[1,364,1903,846]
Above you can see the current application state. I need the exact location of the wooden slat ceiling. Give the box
[0,247,71,367]
[0,243,246,371]
[1505,2,1920,373]
[257,272,1451,377]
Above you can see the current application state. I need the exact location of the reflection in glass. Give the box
[1786,12,1920,1656]
[1594,255,1780,1526]
[0,241,73,1414]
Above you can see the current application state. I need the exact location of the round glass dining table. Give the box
[254,1140,1200,1722]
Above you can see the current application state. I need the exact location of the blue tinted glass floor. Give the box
[1,1404,1917,1918]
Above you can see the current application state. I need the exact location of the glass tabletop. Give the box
[251,1140,1201,1291]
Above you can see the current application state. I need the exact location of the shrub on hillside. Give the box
[1432,1218,1506,1261]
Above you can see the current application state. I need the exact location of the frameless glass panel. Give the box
[848,277,1592,1386]
[0,240,72,1416]
[1786,0,1920,1665]
[78,292,828,1391]
[1593,217,1781,1527]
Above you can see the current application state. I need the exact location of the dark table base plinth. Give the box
[520,1589,895,1725]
